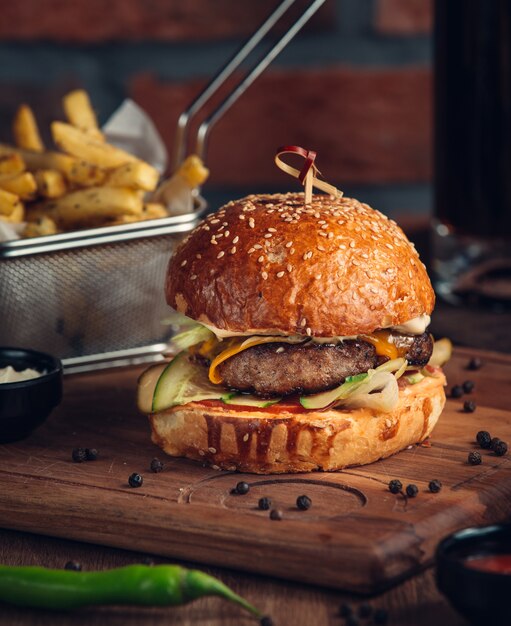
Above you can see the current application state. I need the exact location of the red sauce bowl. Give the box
[436,524,511,625]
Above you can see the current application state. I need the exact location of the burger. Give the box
[137,192,449,474]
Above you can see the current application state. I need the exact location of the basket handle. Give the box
[172,0,326,172]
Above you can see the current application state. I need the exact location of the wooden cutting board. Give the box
[0,346,510,593]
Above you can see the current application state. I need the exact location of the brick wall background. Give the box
[0,0,433,217]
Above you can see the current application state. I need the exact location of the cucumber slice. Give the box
[222,394,281,408]
[137,362,168,413]
[299,373,369,409]
[405,372,425,385]
[152,352,222,412]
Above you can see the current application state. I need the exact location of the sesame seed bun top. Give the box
[166,193,435,337]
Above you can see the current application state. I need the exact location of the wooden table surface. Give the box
[1,300,509,626]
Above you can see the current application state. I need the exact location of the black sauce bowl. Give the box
[0,347,62,443]
[436,524,511,625]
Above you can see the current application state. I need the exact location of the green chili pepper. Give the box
[0,564,262,619]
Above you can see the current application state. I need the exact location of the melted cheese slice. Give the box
[206,331,402,384]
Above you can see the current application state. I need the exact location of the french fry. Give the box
[0,153,25,176]
[28,187,143,228]
[143,202,168,219]
[0,172,37,200]
[35,169,67,198]
[63,90,103,141]
[23,215,58,238]
[52,122,137,169]
[0,188,23,217]
[2,202,25,223]
[104,160,159,192]
[13,104,44,152]
[0,144,105,187]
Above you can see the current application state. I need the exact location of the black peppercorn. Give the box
[235,481,250,495]
[494,440,508,457]
[85,448,98,461]
[296,495,312,510]
[490,437,502,451]
[358,602,372,618]
[71,448,87,463]
[128,473,143,488]
[429,479,442,493]
[464,400,477,413]
[476,431,492,449]
[451,385,464,398]
[373,608,389,624]
[269,509,283,521]
[388,479,402,494]
[467,357,483,370]
[258,497,272,511]
[150,458,164,473]
[468,451,482,465]
[339,603,353,617]
[406,484,419,498]
[64,560,82,571]
[462,380,475,393]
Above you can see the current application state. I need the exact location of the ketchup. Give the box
[465,554,511,575]
[196,398,308,414]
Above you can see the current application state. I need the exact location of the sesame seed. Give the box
[258,255,264,263]
[239,214,245,220]
[264,233,272,239]
[222,222,228,226]
[210,219,220,224]
[285,241,293,248]
[306,327,312,336]
[328,233,334,239]
[276,271,285,278]
[254,244,262,249]
[210,238,218,245]
[300,318,307,327]
[352,259,360,266]
[410,259,416,265]
[339,244,347,250]
[190,274,197,280]
[385,243,394,250]
[180,260,187,267]
[203,225,210,231]
[276,347,285,354]
[318,231,327,237]
[217,251,225,259]
[261,271,268,280]
[314,212,320,218]
[230,247,236,254]
[318,220,326,225]
[303,252,308,261]
[224,230,230,238]
[317,245,325,251]
[408,270,413,278]
[320,224,328,230]
[361,253,369,258]
[196,253,202,259]
[268,227,277,233]
[232,236,239,244]
[349,241,356,248]
[248,248,255,254]
[287,264,293,272]
[315,274,322,280]
[289,248,295,255]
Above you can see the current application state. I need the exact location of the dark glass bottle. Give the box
[433,0,511,305]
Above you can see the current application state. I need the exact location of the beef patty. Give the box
[217,333,433,397]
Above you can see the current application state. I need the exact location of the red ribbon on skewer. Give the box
[274,145,342,204]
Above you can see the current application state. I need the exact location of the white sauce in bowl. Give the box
[0,366,43,383]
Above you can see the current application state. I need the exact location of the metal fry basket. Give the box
[0,214,200,372]
[0,0,326,373]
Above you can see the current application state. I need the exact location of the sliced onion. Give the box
[335,370,399,412]
[428,337,453,367]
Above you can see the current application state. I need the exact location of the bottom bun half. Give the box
[149,373,446,474]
